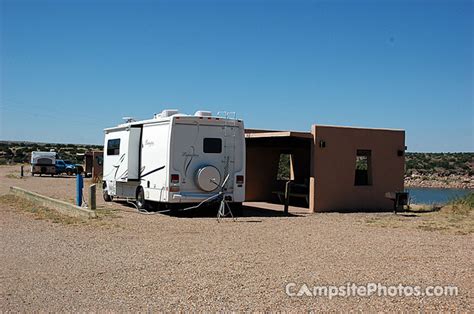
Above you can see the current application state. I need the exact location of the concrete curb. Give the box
[10,186,97,219]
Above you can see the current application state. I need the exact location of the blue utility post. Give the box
[76,173,83,206]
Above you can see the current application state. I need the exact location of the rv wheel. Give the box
[136,187,147,210]
[103,189,113,202]
[102,182,112,202]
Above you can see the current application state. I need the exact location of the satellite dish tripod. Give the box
[212,174,236,222]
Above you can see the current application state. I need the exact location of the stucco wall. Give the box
[245,146,280,201]
[310,125,405,212]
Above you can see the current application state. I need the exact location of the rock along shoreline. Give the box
[405,174,474,189]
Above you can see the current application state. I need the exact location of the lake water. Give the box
[406,188,473,204]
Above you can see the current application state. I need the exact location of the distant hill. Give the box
[0,141,102,165]
[405,152,473,176]
[1,141,473,179]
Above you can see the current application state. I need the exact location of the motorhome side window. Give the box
[107,139,120,155]
[203,138,222,154]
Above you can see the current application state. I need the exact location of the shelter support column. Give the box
[309,125,317,212]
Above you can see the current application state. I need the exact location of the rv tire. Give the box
[103,188,113,202]
[103,192,113,202]
[102,182,113,202]
[136,187,148,211]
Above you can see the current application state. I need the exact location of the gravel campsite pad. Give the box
[0,165,472,311]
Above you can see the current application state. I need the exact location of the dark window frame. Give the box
[203,138,222,154]
[354,149,372,186]
[107,139,121,156]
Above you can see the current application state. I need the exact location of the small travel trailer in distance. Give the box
[102,110,246,212]
[31,151,57,176]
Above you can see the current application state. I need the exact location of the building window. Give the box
[277,153,294,181]
[354,149,372,186]
[203,138,222,154]
[107,139,120,155]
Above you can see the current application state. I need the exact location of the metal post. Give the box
[393,193,400,215]
[394,194,399,214]
[20,165,24,177]
[76,174,83,206]
[88,184,96,210]
[284,180,292,216]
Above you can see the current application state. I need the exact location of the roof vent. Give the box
[194,110,212,117]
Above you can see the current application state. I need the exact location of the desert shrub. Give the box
[449,193,474,209]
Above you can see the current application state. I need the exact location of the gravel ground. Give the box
[0,165,472,311]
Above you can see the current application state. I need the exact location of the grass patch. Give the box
[0,194,85,225]
[447,192,474,210]
[406,204,442,213]
[364,214,412,229]
[5,173,24,179]
[0,194,122,227]
[364,193,473,235]
[94,207,122,219]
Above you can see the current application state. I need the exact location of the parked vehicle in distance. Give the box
[102,109,246,212]
[63,160,79,176]
[55,159,77,175]
[31,151,57,176]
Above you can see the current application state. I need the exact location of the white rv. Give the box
[102,110,246,212]
[31,151,57,176]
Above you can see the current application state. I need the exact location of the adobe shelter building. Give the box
[245,125,405,212]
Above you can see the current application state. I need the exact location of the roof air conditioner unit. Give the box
[160,109,179,118]
[194,110,212,117]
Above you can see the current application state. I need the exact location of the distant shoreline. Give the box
[405,174,473,189]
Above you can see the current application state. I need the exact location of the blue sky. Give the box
[0,0,472,152]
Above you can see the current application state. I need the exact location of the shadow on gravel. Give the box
[114,200,302,219]
[383,206,443,217]
[321,206,441,214]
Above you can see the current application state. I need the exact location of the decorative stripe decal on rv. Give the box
[113,154,126,179]
[117,169,128,180]
[141,166,165,178]
[183,146,199,177]
[103,153,126,179]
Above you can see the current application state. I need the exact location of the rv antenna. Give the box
[122,117,136,123]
